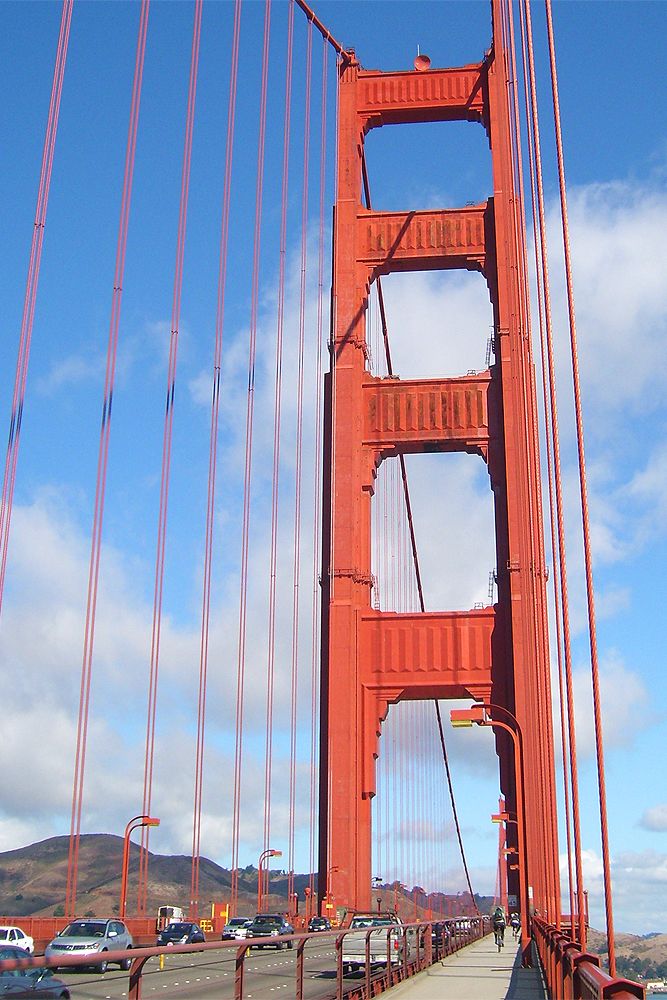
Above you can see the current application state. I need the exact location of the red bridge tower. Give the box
[320,3,560,922]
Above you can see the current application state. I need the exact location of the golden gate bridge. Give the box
[0,0,645,997]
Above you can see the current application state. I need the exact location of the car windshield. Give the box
[253,916,281,925]
[61,922,106,937]
[0,931,9,940]
[228,919,249,927]
[165,924,191,933]
[350,917,393,928]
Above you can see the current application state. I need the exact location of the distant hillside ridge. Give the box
[0,834,493,921]
[587,928,667,980]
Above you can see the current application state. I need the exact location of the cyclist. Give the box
[492,907,506,951]
[510,912,521,940]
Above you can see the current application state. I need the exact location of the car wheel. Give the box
[288,940,293,950]
[120,950,132,971]
[98,955,108,974]
[277,940,283,950]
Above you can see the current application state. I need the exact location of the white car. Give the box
[0,925,34,953]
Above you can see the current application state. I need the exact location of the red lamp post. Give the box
[257,849,282,914]
[119,815,160,920]
[451,703,531,965]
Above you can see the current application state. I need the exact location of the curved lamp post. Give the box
[257,849,282,914]
[119,814,160,920]
[451,703,531,966]
[324,865,339,918]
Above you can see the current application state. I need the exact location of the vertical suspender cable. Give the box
[230,0,272,915]
[308,38,328,903]
[520,0,586,948]
[138,0,203,915]
[65,0,149,920]
[0,0,73,618]
[516,0,575,927]
[288,15,312,905]
[262,0,294,903]
[544,0,616,971]
[190,0,241,920]
[504,0,557,918]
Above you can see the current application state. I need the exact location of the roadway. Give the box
[55,941,340,999]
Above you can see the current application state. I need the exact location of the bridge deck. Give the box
[386,935,548,999]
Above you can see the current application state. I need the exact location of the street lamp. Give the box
[324,865,339,918]
[257,849,282,914]
[371,875,382,914]
[119,815,160,920]
[451,703,531,966]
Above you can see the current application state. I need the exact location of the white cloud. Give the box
[640,805,667,833]
[564,847,667,935]
[35,353,104,395]
[549,182,667,416]
[571,649,652,757]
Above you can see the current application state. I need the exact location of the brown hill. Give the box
[0,834,493,923]
[587,928,667,980]
[0,834,239,919]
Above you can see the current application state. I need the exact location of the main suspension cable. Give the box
[544,0,616,971]
[520,0,586,947]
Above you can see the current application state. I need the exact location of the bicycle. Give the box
[493,923,505,951]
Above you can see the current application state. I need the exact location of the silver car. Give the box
[221,917,252,941]
[45,919,133,972]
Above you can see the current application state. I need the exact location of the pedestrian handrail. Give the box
[532,916,645,1000]
[0,915,490,998]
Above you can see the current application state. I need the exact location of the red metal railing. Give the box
[532,917,645,1000]
[0,916,488,999]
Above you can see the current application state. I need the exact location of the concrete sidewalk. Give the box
[382,935,548,1000]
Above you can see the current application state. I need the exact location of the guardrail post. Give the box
[234,943,249,1000]
[365,929,372,998]
[402,925,408,980]
[425,922,432,969]
[295,937,306,1000]
[128,955,150,999]
[386,927,393,989]
[336,933,344,999]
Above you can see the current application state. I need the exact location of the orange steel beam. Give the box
[362,372,492,459]
[357,64,486,131]
[357,206,488,275]
[319,4,559,920]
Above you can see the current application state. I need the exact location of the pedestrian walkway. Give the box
[384,934,548,1000]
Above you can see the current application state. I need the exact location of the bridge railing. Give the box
[0,915,489,999]
[532,917,645,1000]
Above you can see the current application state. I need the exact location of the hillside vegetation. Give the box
[0,834,490,922]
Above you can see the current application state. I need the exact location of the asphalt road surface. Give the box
[56,941,342,999]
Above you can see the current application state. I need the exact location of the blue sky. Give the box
[0,0,665,936]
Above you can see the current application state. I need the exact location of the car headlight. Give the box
[271,929,279,935]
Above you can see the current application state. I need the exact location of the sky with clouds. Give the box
[0,0,665,936]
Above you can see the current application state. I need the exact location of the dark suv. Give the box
[246,914,294,950]
[156,922,206,946]
[308,917,331,932]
